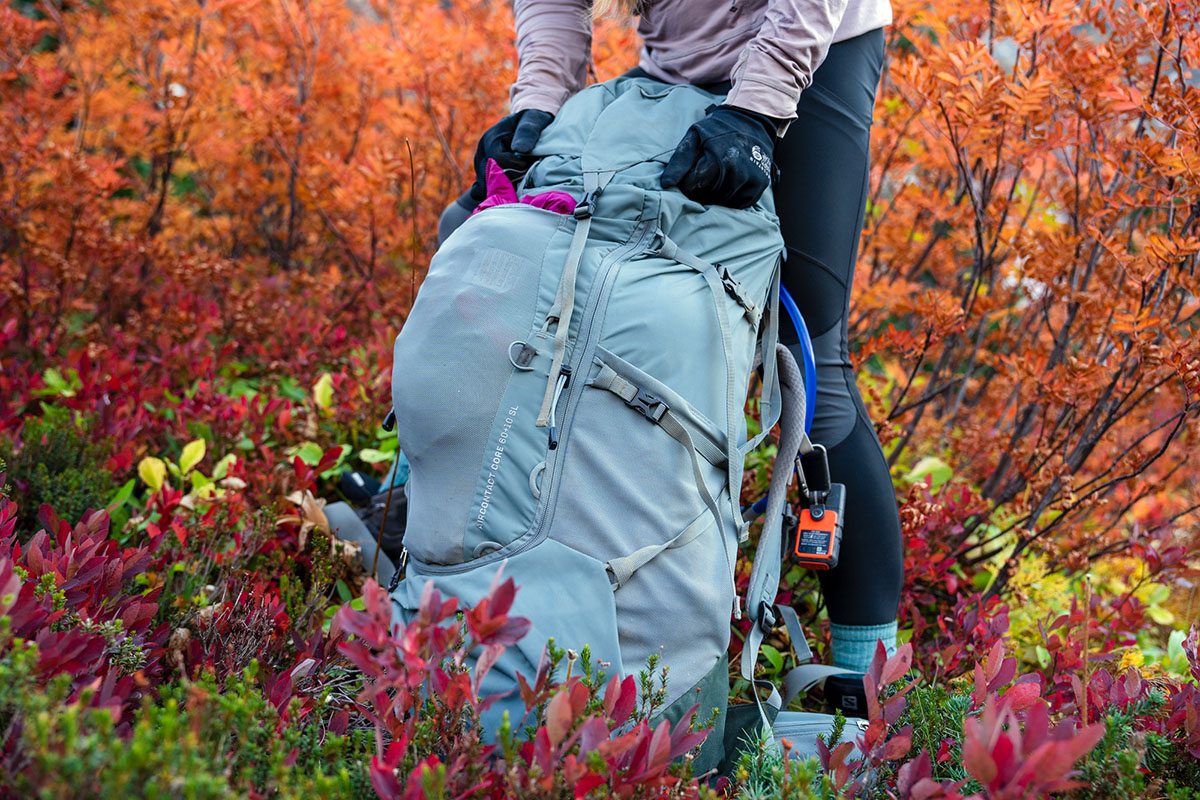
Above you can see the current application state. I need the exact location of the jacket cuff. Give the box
[724,78,800,136]
[510,89,569,117]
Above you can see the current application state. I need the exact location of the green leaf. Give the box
[358,448,394,464]
[761,644,784,673]
[904,456,953,488]
[313,373,334,410]
[138,457,167,492]
[212,454,237,480]
[106,479,136,510]
[35,367,80,398]
[1035,645,1052,669]
[335,579,352,603]
[1146,605,1175,625]
[287,442,324,466]
[190,471,214,491]
[277,376,308,403]
[179,439,206,474]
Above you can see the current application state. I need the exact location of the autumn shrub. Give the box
[0,656,376,800]
[1,407,113,539]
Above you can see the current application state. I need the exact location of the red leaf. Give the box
[880,643,914,686]
[1003,681,1041,712]
[985,639,1006,684]
[962,719,998,786]
[546,688,573,748]
[574,772,606,798]
[884,727,914,761]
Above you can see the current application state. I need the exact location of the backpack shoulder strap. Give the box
[741,337,812,724]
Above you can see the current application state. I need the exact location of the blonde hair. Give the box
[591,0,641,19]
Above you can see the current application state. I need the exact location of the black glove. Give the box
[471,109,555,201]
[661,105,781,209]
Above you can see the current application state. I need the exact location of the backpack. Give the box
[386,75,848,772]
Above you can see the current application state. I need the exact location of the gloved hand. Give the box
[661,105,781,209]
[471,109,555,201]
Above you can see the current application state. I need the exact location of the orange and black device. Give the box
[792,483,845,570]
[788,444,845,571]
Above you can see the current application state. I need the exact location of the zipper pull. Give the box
[547,366,572,450]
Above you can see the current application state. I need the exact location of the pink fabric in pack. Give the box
[471,158,576,216]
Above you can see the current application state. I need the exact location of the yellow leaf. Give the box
[179,439,206,474]
[313,373,334,410]
[138,457,167,492]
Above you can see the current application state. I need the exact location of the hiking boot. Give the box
[824,673,868,719]
[339,470,382,507]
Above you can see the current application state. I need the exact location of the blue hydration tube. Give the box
[780,284,816,435]
[747,283,816,518]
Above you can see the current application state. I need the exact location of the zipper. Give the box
[547,366,572,449]
[409,220,656,576]
[530,221,657,539]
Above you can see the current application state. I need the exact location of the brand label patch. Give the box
[465,248,527,293]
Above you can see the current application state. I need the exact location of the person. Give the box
[437,0,904,708]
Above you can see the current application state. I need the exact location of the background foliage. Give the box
[0,0,1197,796]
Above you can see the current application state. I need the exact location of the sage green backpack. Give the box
[387,75,851,771]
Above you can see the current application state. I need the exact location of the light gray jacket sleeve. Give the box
[509,0,593,115]
[725,0,853,132]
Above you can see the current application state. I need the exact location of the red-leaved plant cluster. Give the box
[335,574,709,799]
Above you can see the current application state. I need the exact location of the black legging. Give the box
[773,29,902,626]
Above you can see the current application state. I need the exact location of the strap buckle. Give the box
[717,264,758,317]
[795,443,832,507]
[573,190,598,220]
[625,388,667,421]
[757,603,777,634]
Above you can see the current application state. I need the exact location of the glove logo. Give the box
[750,145,771,177]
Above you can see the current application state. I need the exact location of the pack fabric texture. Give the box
[390,75,793,767]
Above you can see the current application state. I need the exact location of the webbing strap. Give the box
[654,233,746,547]
[536,171,614,427]
[744,260,784,454]
[655,238,761,324]
[590,364,727,467]
[592,363,725,537]
[780,664,856,711]
[605,506,716,589]
[776,604,813,665]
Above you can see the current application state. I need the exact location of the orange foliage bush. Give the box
[856,0,1200,592]
[0,0,632,366]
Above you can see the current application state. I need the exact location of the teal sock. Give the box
[829,621,898,673]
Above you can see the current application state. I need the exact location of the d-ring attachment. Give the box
[529,461,546,498]
[509,340,537,371]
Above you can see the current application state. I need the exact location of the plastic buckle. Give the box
[718,264,758,317]
[625,388,667,420]
[573,190,598,220]
[718,264,743,297]
[758,603,776,634]
[382,409,396,432]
